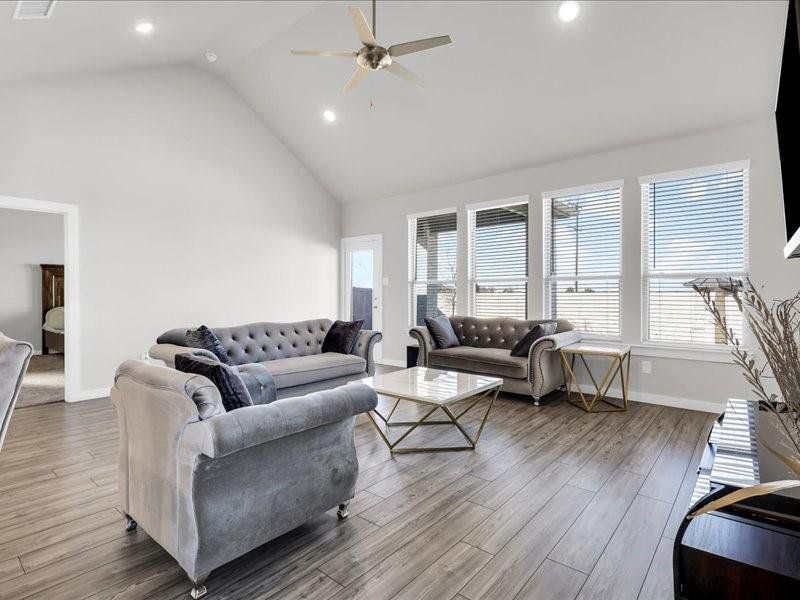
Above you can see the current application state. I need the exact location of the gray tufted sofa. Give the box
[149,319,382,400]
[410,316,582,405]
[112,359,378,598]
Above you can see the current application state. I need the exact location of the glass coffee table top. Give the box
[361,366,502,406]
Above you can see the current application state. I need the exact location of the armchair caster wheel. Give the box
[124,516,137,532]
[190,585,207,599]
[337,502,350,520]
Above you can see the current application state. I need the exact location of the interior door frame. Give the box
[340,234,383,360]
[0,194,81,402]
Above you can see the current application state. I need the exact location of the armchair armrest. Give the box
[183,383,378,458]
[148,343,218,368]
[351,330,382,375]
[528,330,584,400]
[409,326,434,366]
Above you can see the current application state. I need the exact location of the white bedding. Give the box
[43,306,65,333]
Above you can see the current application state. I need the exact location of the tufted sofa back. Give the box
[206,319,332,366]
[448,316,573,350]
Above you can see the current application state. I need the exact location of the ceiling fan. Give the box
[290,0,452,93]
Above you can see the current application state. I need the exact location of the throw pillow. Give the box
[175,353,253,413]
[510,322,558,357]
[185,325,230,364]
[322,320,364,354]
[424,315,460,349]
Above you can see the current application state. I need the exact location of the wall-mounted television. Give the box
[778,0,800,258]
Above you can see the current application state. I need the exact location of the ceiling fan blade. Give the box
[388,35,452,57]
[343,67,368,93]
[290,49,357,58]
[348,6,377,46]
[385,61,424,88]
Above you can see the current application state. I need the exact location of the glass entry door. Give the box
[341,235,382,360]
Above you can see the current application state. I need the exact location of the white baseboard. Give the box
[573,383,723,414]
[72,386,111,402]
[377,358,406,368]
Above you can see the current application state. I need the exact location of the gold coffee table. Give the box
[560,342,631,412]
[361,367,502,453]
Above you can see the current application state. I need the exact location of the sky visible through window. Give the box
[645,169,746,345]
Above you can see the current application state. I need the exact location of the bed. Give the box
[41,264,64,355]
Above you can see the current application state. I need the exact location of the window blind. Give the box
[409,211,458,326]
[469,202,529,319]
[544,185,621,337]
[642,167,747,346]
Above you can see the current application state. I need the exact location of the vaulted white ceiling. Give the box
[1,1,788,204]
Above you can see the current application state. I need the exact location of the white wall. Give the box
[343,119,800,412]
[0,208,64,351]
[0,65,341,396]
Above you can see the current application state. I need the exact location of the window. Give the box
[543,182,622,337]
[641,162,748,346]
[468,200,529,319]
[408,210,458,326]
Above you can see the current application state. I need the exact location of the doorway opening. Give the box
[0,195,79,402]
[341,234,383,361]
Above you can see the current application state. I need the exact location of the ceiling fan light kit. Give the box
[290,0,452,93]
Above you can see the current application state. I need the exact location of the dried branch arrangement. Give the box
[694,278,800,458]
[689,278,800,517]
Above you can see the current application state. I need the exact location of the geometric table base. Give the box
[366,385,500,453]
[560,346,631,413]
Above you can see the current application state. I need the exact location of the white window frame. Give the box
[407,207,458,327]
[466,195,530,319]
[542,179,624,340]
[639,160,750,350]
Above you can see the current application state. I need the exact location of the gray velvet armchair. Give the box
[410,316,582,404]
[0,332,33,452]
[112,360,377,599]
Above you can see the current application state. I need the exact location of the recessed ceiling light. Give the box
[135,22,154,35]
[322,109,337,123]
[558,1,580,23]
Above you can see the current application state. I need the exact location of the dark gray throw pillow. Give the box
[424,315,460,349]
[322,320,364,354]
[185,325,230,364]
[175,353,253,413]
[510,322,558,357]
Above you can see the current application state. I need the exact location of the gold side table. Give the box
[559,342,631,412]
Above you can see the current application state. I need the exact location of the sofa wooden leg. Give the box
[337,502,350,520]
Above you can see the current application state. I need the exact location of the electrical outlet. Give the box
[641,360,652,374]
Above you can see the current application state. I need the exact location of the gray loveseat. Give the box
[112,360,378,598]
[410,316,582,404]
[149,319,382,400]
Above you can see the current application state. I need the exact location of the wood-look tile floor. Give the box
[0,382,715,600]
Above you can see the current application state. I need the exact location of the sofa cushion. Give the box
[428,346,528,379]
[424,315,460,349]
[510,322,558,357]
[260,353,366,389]
[174,354,252,415]
[322,320,364,354]
[185,325,230,364]
[233,363,277,405]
